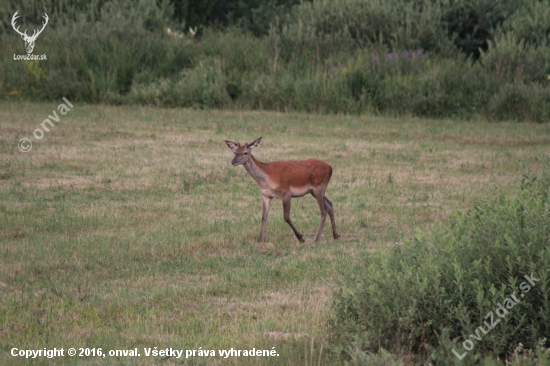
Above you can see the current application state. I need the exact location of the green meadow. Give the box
[1,101,550,364]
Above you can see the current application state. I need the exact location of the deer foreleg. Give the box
[282,196,304,242]
[258,195,271,242]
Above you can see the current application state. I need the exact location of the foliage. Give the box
[330,162,550,363]
[170,0,304,35]
[1,0,549,121]
[440,0,522,59]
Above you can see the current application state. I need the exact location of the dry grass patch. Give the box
[1,101,549,365]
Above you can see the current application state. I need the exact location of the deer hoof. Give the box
[298,236,305,243]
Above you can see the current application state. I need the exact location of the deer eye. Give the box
[244,152,248,155]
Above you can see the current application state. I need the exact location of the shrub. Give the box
[480,34,550,85]
[274,0,454,61]
[331,163,550,363]
[123,61,231,109]
[486,82,550,123]
[0,0,189,102]
[440,0,522,59]
[1,0,549,121]
[343,50,493,118]
[227,63,356,113]
[500,0,550,48]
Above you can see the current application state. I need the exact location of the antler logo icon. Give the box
[12,11,49,54]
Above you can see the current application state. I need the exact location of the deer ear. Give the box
[248,137,262,149]
[225,140,238,151]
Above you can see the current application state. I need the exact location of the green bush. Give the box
[440,0,522,59]
[1,0,550,121]
[122,62,231,108]
[1,0,190,102]
[342,50,494,118]
[212,65,357,114]
[331,163,550,364]
[486,82,550,123]
[274,0,454,61]
[500,0,550,47]
[480,34,550,85]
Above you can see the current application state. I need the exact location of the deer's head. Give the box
[12,11,49,54]
[225,137,262,166]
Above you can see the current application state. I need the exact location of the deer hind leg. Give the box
[312,188,328,242]
[282,196,304,242]
[324,196,340,240]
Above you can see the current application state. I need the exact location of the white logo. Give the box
[12,11,48,60]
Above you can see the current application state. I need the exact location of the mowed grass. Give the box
[1,101,550,365]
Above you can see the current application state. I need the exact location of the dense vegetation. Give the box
[1,0,549,121]
[331,163,550,364]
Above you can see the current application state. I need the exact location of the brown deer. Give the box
[225,137,340,242]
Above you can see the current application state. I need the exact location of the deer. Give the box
[225,137,340,243]
[11,11,49,54]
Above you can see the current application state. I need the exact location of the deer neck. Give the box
[243,154,268,185]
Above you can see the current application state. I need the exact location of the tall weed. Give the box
[331,163,550,363]
[1,0,549,121]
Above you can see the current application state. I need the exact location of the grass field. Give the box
[1,101,550,365]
